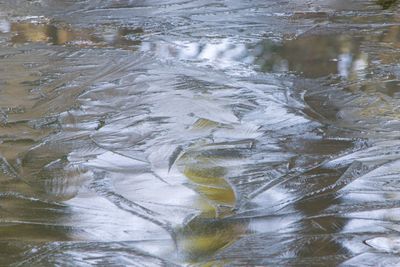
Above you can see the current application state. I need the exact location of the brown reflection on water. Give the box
[9,22,142,48]
[257,24,400,80]
[379,25,400,63]
[291,168,349,263]
[256,35,368,79]
[256,25,400,131]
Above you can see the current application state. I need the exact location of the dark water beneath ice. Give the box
[0,0,400,266]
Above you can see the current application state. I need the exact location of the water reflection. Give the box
[0,19,10,33]
[377,0,398,9]
[142,25,400,83]
[256,35,370,79]
[140,39,254,73]
[175,138,248,262]
[141,34,371,80]
[3,20,142,48]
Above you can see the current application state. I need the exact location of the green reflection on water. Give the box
[377,0,397,9]
[174,119,248,263]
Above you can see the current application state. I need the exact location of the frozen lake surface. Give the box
[0,0,400,266]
